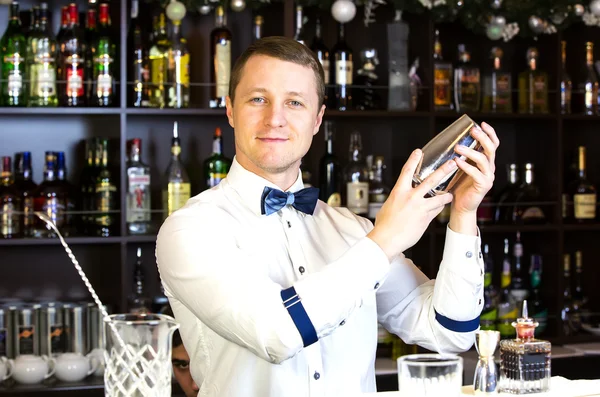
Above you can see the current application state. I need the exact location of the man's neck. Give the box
[236,155,300,191]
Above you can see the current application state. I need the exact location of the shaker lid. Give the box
[512,300,539,339]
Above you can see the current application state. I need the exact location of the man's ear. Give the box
[226,96,235,128]
[313,104,326,136]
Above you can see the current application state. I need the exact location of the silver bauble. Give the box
[528,16,544,34]
[230,0,246,12]
[490,0,502,10]
[574,4,585,17]
[199,5,211,15]
[591,0,600,17]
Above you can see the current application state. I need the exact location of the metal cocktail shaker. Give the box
[413,114,483,196]
[474,330,500,395]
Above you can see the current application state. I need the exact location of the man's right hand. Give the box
[367,149,457,261]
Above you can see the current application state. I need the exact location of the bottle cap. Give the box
[512,300,539,340]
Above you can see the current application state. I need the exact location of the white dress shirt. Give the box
[156,157,484,397]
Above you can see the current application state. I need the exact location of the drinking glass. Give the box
[397,353,463,396]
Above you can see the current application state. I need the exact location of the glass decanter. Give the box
[499,300,551,394]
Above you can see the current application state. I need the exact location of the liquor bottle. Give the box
[567,146,596,222]
[345,131,369,216]
[572,251,589,325]
[580,42,599,115]
[1,1,26,106]
[294,5,306,45]
[509,232,529,307]
[128,0,149,107]
[252,15,263,42]
[56,6,69,44]
[560,254,580,336]
[149,13,169,108]
[560,41,572,114]
[210,6,232,109]
[367,156,390,220]
[167,18,190,108]
[79,138,97,235]
[311,17,330,105]
[204,127,232,189]
[84,8,97,103]
[27,6,39,36]
[494,163,519,224]
[376,324,393,358]
[480,244,498,331]
[55,151,76,236]
[92,4,115,107]
[94,139,118,237]
[355,49,381,110]
[13,152,37,237]
[499,300,551,394]
[26,3,58,107]
[510,163,545,224]
[60,3,85,107]
[332,23,353,111]
[128,247,150,314]
[319,121,341,207]
[0,156,21,238]
[518,48,548,114]
[163,122,191,217]
[497,238,517,338]
[477,190,494,225]
[126,139,151,235]
[433,29,452,111]
[32,152,68,238]
[453,44,480,112]
[528,254,547,335]
[482,47,512,113]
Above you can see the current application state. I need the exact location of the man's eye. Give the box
[289,100,303,107]
[251,97,265,103]
[175,362,190,369]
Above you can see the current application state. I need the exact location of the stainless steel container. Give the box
[88,303,110,352]
[38,302,64,357]
[14,305,39,356]
[4,305,18,358]
[0,306,7,357]
[63,304,87,354]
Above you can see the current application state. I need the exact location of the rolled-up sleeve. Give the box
[376,225,483,354]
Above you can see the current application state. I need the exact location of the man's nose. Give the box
[265,103,287,128]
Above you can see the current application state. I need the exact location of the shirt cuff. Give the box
[440,224,484,285]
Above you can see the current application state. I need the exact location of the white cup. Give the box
[54,352,99,383]
[87,347,106,376]
[0,356,14,382]
[10,354,56,385]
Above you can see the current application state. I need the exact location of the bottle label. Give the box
[521,206,544,220]
[127,174,151,222]
[18,326,35,355]
[484,272,492,288]
[494,74,511,106]
[50,325,63,354]
[530,270,542,289]
[151,57,167,90]
[97,73,112,97]
[346,182,368,214]
[96,181,118,226]
[574,193,596,219]
[326,193,341,207]
[561,81,572,110]
[457,69,480,108]
[532,75,547,106]
[7,71,23,96]
[32,64,56,97]
[215,40,231,98]
[321,59,330,84]
[480,308,498,325]
[207,173,227,189]
[0,328,6,356]
[434,67,452,106]
[66,67,84,97]
[173,53,190,85]
[0,202,20,236]
[335,60,353,85]
[497,306,518,337]
[42,197,67,228]
[165,182,191,215]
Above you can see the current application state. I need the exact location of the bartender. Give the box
[156,36,499,397]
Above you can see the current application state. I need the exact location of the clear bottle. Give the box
[332,23,353,111]
[580,42,598,115]
[94,139,118,237]
[453,44,480,112]
[27,3,58,107]
[511,163,545,224]
[560,253,580,336]
[529,254,547,335]
[482,47,512,113]
[311,17,329,104]
[319,121,342,207]
[497,238,517,338]
[293,5,306,45]
[128,247,150,314]
[509,232,529,307]
[567,146,596,222]
[32,152,68,238]
[92,3,115,107]
[354,49,381,110]
[367,156,390,220]
[252,15,263,43]
[560,41,572,114]
[126,138,151,235]
[163,122,191,217]
[344,131,369,216]
[60,3,85,107]
[167,18,190,108]
[13,152,37,237]
[572,251,589,324]
[210,6,232,109]
[499,300,551,394]
[494,163,519,224]
[0,156,22,238]
[518,48,548,114]
[149,13,169,108]
[433,29,453,111]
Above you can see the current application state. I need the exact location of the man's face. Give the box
[172,344,199,397]
[226,55,325,177]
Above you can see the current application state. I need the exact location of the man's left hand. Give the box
[450,122,500,216]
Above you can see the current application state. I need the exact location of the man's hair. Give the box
[161,304,183,348]
[229,36,325,107]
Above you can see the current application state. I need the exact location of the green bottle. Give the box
[92,3,115,106]
[1,1,26,106]
[480,244,498,331]
[204,127,232,189]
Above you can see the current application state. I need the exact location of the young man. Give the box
[156,36,499,397]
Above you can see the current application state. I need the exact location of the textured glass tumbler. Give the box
[397,354,463,397]
[413,114,483,196]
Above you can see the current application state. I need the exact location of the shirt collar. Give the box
[226,156,305,216]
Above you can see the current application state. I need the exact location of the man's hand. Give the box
[449,122,500,235]
[367,149,458,261]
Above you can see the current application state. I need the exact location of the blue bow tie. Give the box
[261,186,320,216]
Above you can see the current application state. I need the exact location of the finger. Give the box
[455,145,493,176]
[394,149,423,193]
[455,157,493,191]
[480,122,500,149]
[470,125,496,170]
[424,192,453,211]
[415,159,458,196]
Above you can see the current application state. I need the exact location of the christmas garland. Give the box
[153,0,600,41]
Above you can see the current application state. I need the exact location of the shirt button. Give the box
[299,266,305,274]
[287,221,291,228]
[479,252,482,259]
[466,251,473,258]
[479,299,482,305]
[340,320,346,326]
[374,283,380,289]
[314,371,320,380]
